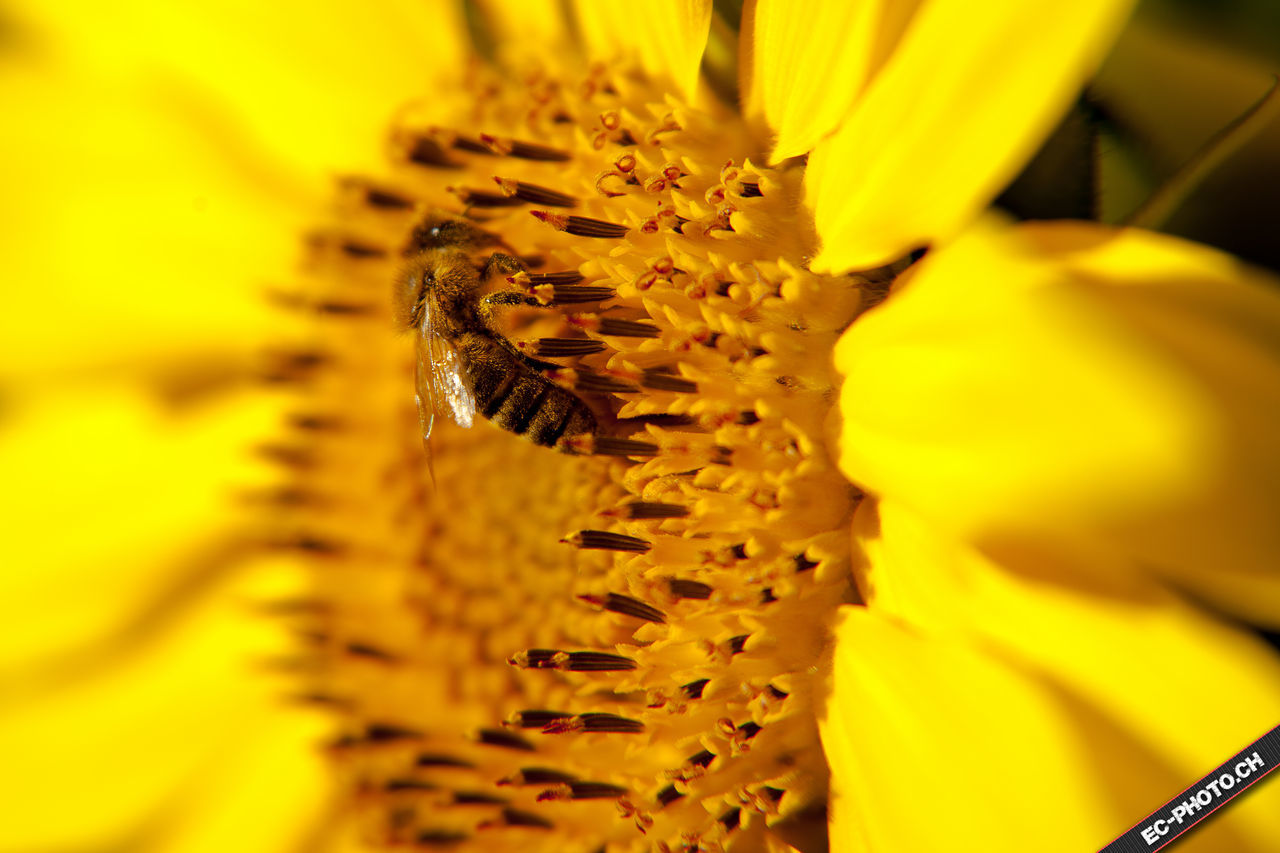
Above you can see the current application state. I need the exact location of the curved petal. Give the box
[823,609,1121,852]
[0,385,281,675]
[2,0,468,375]
[572,0,712,103]
[807,0,1135,272]
[0,560,328,851]
[825,499,1280,852]
[475,0,575,67]
[837,220,1280,624]
[752,0,880,162]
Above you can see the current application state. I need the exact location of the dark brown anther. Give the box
[681,679,709,699]
[760,587,778,604]
[507,648,555,668]
[452,791,509,806]
[668,578,713,600]
[687,749,716,769]
[385,779,437,792]
[561,435,660,457]
[315,300,375,316]
[737,181,763,197]
[508,649,637,671]
[495,177,577,207]
[562,651,638,671]
[405,135,460,169]
[481,809,554,830]
[498,767,579,787]
[727,635,749,655]
[737,721,762,740]
[306,232,389,259]
[656,784,685,807]
[256,442,316,469]
[345,642,398,662]
[736,410,760,425]
[623,501,690,520]
[640,371,697,393]
[589,317,661,338]
[475,728,536,751]
[718,807,742,832]
[286,413,342,431]
[766,684,789,701]
[510,710,574,729]
[341,178,416,209]
[564,782,628,800]
[282,535,345,556]
[578,592,667,623]
[543,713,645,734]
[416,753,475,769]
[523,337,606,358]
[479,134,571,161]
[447,187,524,207]
[518,269,586,286]
[450,134,493,154]
[365,724,424,743]
[564,530,652,553]
[416,830,470,845]
[543,284,616,304]
[794,553,820,572]
[531,210,629,237]
[563,370,638,394]
[258,348,329,384]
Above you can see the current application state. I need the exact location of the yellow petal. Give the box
[806,0,1135,272]
[1,0,467,374]
[0,384,280,676]
[823,608,1120,851]
[837,220,1280,624]
[475,0,575,67]
[572,0,712,102]
[0,560,325,851]
[752,0,880,162]
[826,500,1280,851]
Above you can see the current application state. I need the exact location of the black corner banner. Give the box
[1100,725,1280,852]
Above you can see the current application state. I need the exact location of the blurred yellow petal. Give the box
[572,0,712,102]
[823,609,1119,852]
[752,0,879,163]
[837,220,1280,623]
[0,560,328,852]
[1,0,467,375]
[826,499,1280,852]
[475,0,574,66]
[17,0,467,175]
[807,0,1134,272]
[0,384,280,675]
[1018,222,1280,624]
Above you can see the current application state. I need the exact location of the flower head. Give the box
[5,1,1280,852]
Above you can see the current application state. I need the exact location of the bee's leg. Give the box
[479,252,526,282]
[477,291,562,373]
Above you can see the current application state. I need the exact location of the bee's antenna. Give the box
[423,437,438,493]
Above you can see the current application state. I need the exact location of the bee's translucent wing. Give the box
[415,298,476,442]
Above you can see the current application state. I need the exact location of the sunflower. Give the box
[3,1,1279,852]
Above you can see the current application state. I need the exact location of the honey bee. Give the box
[393,212,597,449]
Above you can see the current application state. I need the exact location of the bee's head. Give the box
[404,211,499,255]
[393,254,435,329]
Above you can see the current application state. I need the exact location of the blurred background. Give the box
[0,0,1277,850]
